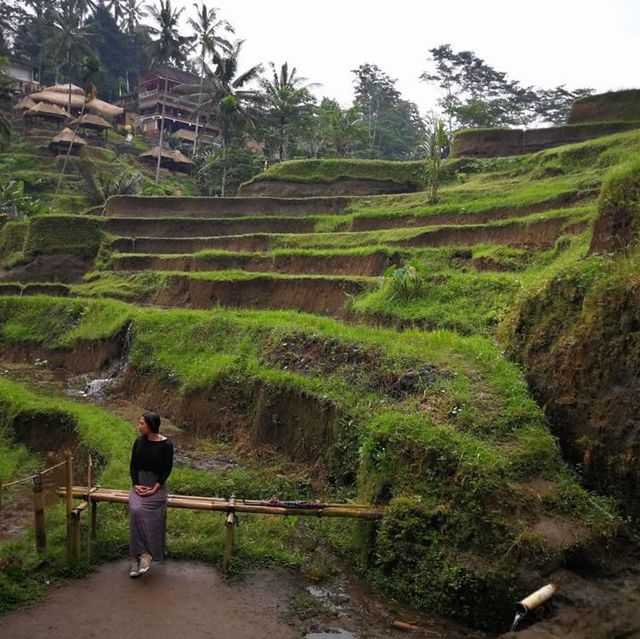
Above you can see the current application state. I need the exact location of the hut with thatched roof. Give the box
[139,147,193,173]
[13,96,37,112]
[47,83,85,95]
[29,89,86,111]
[25,102,70,127]
[86,98,124,118]
[28,85,124,121]
[70,112,113,142]
[49,127,87,155]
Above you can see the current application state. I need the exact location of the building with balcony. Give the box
[121,65,220,145]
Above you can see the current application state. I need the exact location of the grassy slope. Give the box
[244,158,427,187]
[0,296,617,628]
[2,129,639,627]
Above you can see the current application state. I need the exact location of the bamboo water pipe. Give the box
[516,583,557,615]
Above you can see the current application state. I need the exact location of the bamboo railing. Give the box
[0,451,75,560]
[57,485,383,569]
[2,452,383,570]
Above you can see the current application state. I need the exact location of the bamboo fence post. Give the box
[223,496,236,571]
[90,501,98,541]
[32,472,46,555]
[64,450,73,562]
[70,509,80,563]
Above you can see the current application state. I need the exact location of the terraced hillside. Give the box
[2,128,640,633]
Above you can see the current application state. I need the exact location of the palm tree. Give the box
[104,0,126,23]
[315,98,366,158]
[187,3,234,153]
[43,0,97,112]
[123,0,146,34]
[145,0,192,68]
[186,40,262,195]
[259,61,317,161]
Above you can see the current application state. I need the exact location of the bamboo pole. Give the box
[32,473,46,555]
[70,501,89,564]
[57,487,383,519]
[0,479,3,518]
[90,501,98,541]
[223,496,236,571]
[64,451,73,562]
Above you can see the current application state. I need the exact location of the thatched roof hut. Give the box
[29,88,123,119]
[48,83,85,96]
[13,96,37,111]
[29,89,86,110]
[26,101,70,121]
[49,127,87,154]
[174,128,197,142]
[139,147,194,172]
[86,98,124,118]
[70,113,113,131]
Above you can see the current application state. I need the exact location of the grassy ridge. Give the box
[0,295,618,627]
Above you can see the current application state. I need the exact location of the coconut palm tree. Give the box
[145,0,192,68]
[187,3,234,153]
[43,0,97,111]
[104,0,125,23]
[259,61,318,161]
[123,0,146,34]
[186,40,262,195]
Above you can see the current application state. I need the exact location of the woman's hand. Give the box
[135,483,160,496]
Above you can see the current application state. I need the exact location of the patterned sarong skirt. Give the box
[128,469,168,561]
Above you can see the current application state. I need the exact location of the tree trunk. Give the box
[67,51,72,114]
[221,137,226,197]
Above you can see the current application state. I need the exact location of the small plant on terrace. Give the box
[385,261,428,302]
[423,119,449,203]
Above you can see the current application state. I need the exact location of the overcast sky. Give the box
[158,0,639,114]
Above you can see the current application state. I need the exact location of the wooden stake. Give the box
[223,496,236,571]
[90,500,98,541]
[70,509,80,563]
[32,473,46,555]
[64,450,73,562]
[0,479,3,518]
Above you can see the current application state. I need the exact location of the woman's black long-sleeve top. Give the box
[129,436,174,486]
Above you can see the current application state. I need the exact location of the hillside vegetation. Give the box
[1,127,640,631]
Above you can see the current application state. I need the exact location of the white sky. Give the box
[159,0,639,114]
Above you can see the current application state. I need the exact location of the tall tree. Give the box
[186,40,262,195]
[352,64,424,159]
[145,0,192,68]
[104,0,125,23]
[312,98,366,158]
[259,61,317,161]
[123,0,147,34]
[421,44,593,128]
[187,2,234,152]
[43,0,97,110]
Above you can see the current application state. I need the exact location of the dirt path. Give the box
[1,559,486,639]
[2,560,300,639]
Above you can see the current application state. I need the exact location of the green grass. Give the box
[0,296,619,628]
[245,158,426,187]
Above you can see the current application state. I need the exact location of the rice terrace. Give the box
[0,1,640,637]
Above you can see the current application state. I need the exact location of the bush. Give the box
[384,262,428,302]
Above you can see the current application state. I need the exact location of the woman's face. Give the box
[137,416,150,436]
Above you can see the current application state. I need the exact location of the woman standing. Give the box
[128,411,173,578]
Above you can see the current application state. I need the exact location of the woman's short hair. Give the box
[142,411,161,434]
